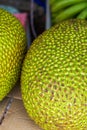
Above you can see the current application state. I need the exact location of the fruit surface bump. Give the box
[0,8,27,101]
[21,19,87,130]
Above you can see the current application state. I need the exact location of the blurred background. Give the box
[0,0,48,46]
[0,0,87,46]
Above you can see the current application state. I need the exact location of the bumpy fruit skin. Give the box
[0,9,27,101]
[21,19,87,130]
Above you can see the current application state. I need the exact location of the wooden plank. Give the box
[0,98,10,117]
[7,83,22,100]
[0,99,42,130]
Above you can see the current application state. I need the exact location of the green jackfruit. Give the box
[21,19,87,130]
[0,9,27,101]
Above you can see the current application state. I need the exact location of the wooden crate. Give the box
[0,85,42,130]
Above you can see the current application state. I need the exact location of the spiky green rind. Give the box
[0,9,27,101]
[21,19,87,130]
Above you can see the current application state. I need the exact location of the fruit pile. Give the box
[50,0,87,25]
[0,8,87,130]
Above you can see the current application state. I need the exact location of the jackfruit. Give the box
[0,9,27,101]
[21,19,87,130]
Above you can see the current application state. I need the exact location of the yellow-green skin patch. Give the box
[0,9,27,101]
[21,19,87,130]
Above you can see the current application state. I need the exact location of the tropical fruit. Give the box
[21,19,87,130]
[0,8,27,101]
